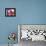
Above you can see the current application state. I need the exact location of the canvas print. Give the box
[18,24,46,46]
[18,24,46,41]
[5,8,16,17]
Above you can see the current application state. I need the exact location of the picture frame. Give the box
[5,8,16,17]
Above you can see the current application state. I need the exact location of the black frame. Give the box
[5,8,16,17]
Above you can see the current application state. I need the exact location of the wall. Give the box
[0,0,18,44]
[0,0,46,44]
[16,0,46,24]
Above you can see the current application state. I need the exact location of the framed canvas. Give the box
[5,8,16,17]
[18,24,46,41]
